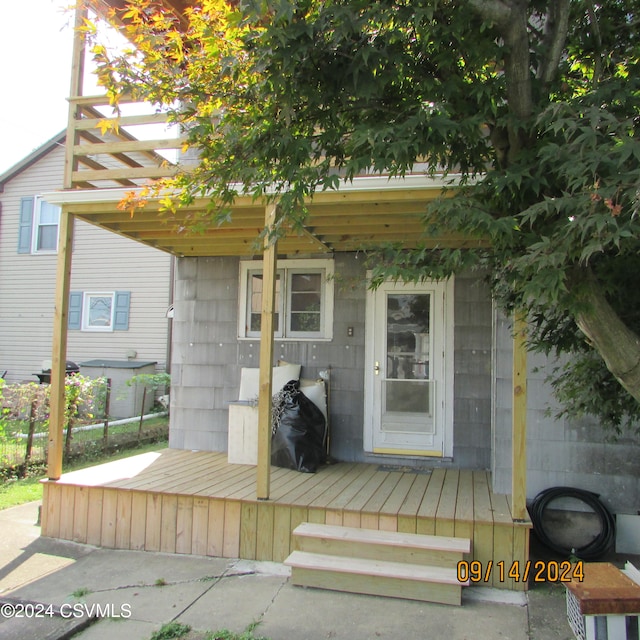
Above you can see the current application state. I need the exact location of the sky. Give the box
[0,1,77,175]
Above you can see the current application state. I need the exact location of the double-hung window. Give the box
[34,199,60,252]
[17,196,60,254]
[239,259,334,340]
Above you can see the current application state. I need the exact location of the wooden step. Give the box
[285,550,468,606]
[292,522,470,567]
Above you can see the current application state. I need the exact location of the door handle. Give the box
[374,362,380,375]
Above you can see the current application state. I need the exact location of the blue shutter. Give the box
[18,196,34,253]
[68,292,83,330]
[113,291,131,330]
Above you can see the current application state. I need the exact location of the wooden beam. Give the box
[256,204,279,500]
[48,209,75,480]
[511,313,528,521]
[63,4,87,189]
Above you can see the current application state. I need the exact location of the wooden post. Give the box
[256,204,279,500]
[63,3,87,189]
[512,313,528,521]
[47,209,75,480]
[47,1,85,480]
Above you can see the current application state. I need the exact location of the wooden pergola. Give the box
[45,1,529,523]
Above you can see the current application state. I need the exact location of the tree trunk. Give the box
[571,272,640,404]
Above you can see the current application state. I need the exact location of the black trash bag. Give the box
[271,380,326,473]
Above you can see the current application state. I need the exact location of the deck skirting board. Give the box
[41,452,530,591]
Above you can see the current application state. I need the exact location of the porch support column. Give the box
[47,208,75,480]
[511,313,528,521]
[256,204,279,500]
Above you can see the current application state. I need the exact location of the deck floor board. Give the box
[42,448,531,590]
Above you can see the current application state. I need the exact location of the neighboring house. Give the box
[0,132,173,392]
[40,1,640,597]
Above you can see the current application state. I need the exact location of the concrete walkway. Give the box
[0,502,574,640]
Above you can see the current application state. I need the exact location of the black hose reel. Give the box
[528,486,616,560]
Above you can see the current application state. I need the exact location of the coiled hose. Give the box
[528,486,616,560]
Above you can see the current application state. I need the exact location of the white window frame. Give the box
[239,259,334,340]
[82,292,116,332]
[31,197,60,254]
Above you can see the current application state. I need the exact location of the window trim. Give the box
[238,259,334,341]
[31,197,60,254]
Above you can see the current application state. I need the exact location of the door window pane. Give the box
[386,294,431,380]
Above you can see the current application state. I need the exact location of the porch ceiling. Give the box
[53,181,484,257]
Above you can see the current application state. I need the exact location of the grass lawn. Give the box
[0,439,168,511]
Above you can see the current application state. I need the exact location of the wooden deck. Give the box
[41,449,531,591]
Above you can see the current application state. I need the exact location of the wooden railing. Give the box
[67,95,190,189]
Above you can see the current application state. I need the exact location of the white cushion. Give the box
[299,378,327,419]
[238,363,301,401]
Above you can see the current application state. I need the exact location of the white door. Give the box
[364,278,453,457]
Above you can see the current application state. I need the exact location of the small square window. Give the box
[83,293,115,331]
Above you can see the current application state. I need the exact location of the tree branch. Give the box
[467,0,512,29]
[537,0,570,85]
[586,1,604,86]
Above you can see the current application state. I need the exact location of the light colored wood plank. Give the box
[222,501,241,558]
[47,210,74,480]
[454,470,474,542]
[307,464,370,508]
[74,137,186,156]
[86,488,104,546]
[268,466,322,502]
[207,499,225,557]
[472,470,494,574]
[40,483,50,536]
[72,486,89,543]
[327,464,377,511]
[240,502,258,560]
[175,496,194,554]
[256,503,275,561]
[101,488,118,549]
[115,490,133,550]
[289,507,309,537]
[130,492,148,551]
[417,468,445,535]
[257,203,278,500]
[294,523,471,554]
[306,507,325,525]
[512,523,530,592]
[342,511,361,528]
[360,513,379,530]
[272,506,292,561]
[286,551,464,605]
[277,467,350,506]
[435,469,459,537]
[192,497,210,556]
[362,472,403,515]
[43,483,61,538]
[397,473,431,533]
[160,494,178,554]
[380,473,416,516]
[342,471,390,512]
[145,493,162,552]
[325,510,344,526]
[512,313,528,521]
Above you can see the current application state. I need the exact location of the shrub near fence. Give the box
[0,375,169,476]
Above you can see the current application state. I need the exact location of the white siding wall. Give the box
[0,143,172,383]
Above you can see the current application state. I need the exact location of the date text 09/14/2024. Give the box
[457,560,585,584]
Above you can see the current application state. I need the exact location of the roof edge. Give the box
[0,131,66,193]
